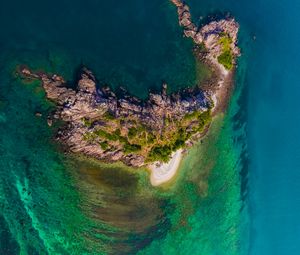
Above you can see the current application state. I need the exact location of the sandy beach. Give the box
[149,149,183,186]
[148,66,234,186]
[146,0,238,187]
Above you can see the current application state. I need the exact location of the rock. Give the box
[125,155,145,167]
[78,69,97,94]
[20,68,39,79]
[184,29,196,38]
[180,17,191,27]
[18,1,240,168]
[20,66,212,167]
[35,112,42,117]
[194,33,203,44]
[110,150,123,161]
[170,0,183,7]
[47,118,53,127]
[170,0,240,70]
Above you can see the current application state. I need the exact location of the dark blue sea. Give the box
[0,0,299,254]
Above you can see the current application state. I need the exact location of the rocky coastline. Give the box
[171,0,240,110]
[20,66,212,167]
[19,0,240,185]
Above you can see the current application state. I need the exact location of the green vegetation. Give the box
[183,110,201,121]
[103,111,115,120]
[147,132,156,144]
[83,132,97,141]
[128,127,138,139]
[218,51,233,70]
[197,110,212,132]
[124,143,141,154]
[82,117,93,128]
[218,34,232,49]
[94,129,118,141]
[217,34,234,70]
[183,110,211,131]
[99,141,109,150]
[83,109,212,163]
[148,145,172,163]
[146,110,211,162]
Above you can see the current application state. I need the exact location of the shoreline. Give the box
[148,66,235,186]
[18,0,240,188]
[147,76,232,187]
[147,0,240,187]
[148,149,183,186]
[211,66,235,115]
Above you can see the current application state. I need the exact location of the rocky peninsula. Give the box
[19,0,240,186]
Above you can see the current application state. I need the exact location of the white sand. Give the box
[148,149,183,186]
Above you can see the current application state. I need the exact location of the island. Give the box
[19,0,240,186]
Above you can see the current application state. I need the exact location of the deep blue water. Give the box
[246,2,300,254]
[0,0,300,254]
[0,0,198,98]
[190,0,300,253]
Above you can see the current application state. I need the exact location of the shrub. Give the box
[147,132,156,144]
[114,129,121,136]
[197,110,212,131]
[148,145,172,162]
[124,143,141,154]
[94,129,118,141]
[82,117,93,127]
[99,141,109,150]
[217,34,234,70]
[183,111,200,121]
[218,50,233,70]
[218,35,232,50]
[103,111,115,120]
[83,132,97,141]
[128,127,138,139]
[173,138,185,150]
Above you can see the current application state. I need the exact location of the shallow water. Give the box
[0,0,256,254]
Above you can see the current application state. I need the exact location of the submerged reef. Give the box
[19,0,240,174]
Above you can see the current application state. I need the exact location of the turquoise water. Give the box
[0,0,246,254]
[193,0,300,254]
[2,0,298,254]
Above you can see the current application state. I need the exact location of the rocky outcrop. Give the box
[170,0,240,71]
[18,2,240,168]
[20,67,212,167]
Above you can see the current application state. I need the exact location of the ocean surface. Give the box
[0,0,299,254]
